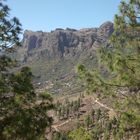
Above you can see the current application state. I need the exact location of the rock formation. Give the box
[16,21,113,62]
[13,21,114,94]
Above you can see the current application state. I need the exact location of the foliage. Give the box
[77,0,140,139]
[0,0,54,139]
[84,115,92,128]
[52,132,71,140]
[0,0,21,50]
[69,127,92,140]
[0,66,54,139]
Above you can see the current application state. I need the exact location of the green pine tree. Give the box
[0,1,54,139]
[77,0,140,138]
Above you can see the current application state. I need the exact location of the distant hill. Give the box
[13,21,114,95]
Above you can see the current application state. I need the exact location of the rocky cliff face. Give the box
[14,21,113,94]
[17,21,113,62]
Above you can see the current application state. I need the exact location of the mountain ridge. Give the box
[13,21,114,94]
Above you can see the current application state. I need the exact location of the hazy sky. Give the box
[8,0,121,32]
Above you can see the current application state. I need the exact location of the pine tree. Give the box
[91,109,95,123]
[85,115,92,129]
[0,1,54,139]
[69,127,92,140]
[77,0,140,138]
[96,109,101,121]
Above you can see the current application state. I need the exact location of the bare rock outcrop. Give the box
[18,21,113,62]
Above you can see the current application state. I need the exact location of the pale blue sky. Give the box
[8,0,121,32]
